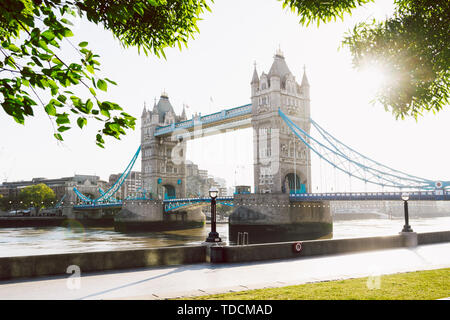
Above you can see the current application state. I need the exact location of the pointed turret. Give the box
[251,62,259,84]
[152,97,157,113]
[268,49,292,79]
[181,104,187,120]
[268,48,292,91]
[141,102,147,118]
[154,91,175,123]
[301,65,309,87]
[251,62,260,97]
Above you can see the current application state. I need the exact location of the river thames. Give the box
[0,216,450,257]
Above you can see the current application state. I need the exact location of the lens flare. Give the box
[62,219,86,238]
[358,64,390,95]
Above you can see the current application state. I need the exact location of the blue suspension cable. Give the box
[278,108,438,190]
[73,146,141,203]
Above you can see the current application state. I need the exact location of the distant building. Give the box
[0,175,107,203]
[186,161,199,177]
[108,171,142,199]
[185,161,228,197]
[218,187,228,197]
[198,170,208,179]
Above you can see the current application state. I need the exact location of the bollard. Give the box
[237,232,249,245]
[243,232,249,245]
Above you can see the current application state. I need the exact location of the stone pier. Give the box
[114,200,205,232]
[229,193,332,244]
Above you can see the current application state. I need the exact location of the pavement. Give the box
[0,242,449,300]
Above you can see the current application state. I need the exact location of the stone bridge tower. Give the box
[141,92,187,199]
[251,50,312,194]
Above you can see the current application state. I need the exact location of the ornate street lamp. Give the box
[205,187,221,243]
[401,193,413,232]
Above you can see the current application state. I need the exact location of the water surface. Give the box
[0,217,449,257]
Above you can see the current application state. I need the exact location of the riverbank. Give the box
[1,230,449,281]
[1,217,450,258]
[1,241,449,300]
[0,216,114,228]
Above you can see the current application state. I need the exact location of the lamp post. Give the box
[401,193,413,232]
[205,187,221,243]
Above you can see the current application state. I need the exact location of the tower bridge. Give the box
[69,50,449,241]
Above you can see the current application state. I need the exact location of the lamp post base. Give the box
[399,231,418,247]
[205,232,222,243]
[402,225,414,233]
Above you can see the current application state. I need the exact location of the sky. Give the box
[1,0,449,192]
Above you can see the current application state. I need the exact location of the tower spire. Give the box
[181,103,187,120]
[251,61,259,84]
[301,64,309,87]
[275,45,284,58]
[141,101,147,117]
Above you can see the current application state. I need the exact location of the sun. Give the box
[358,64,390,95]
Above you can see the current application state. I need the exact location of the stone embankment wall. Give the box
[2,231,449,281]
[114,200,205,232]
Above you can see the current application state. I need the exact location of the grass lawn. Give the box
[185,268,450,300]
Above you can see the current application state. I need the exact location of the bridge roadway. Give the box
[72,191,450,212]
[0,241,448,299]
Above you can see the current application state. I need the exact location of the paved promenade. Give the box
[0,242,449,300]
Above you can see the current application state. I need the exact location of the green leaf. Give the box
[41,30,55,41]
[89,87,96,96]
[86,65,94,74]
[86,99,93,112]
[62,29,74,37]
[78,41,88,47]
[57,126,71,132]
[60,18,73,26]
[8,44,21,52]
[31,56,43,67]
[97,79,107,91]
[77,117,87,129]
[104,78,117,85]
[56,113,70,125]
[57,95,67,103]
[100,109,111,118]
[44,103,56,116]
[53,133,63,141]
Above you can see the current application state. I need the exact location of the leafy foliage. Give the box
[77,0,212,58]
[280,0,450,119]
[0,0,211,147]
[18,183,56,211]
[342,0,449,119]
[279,0,375,26]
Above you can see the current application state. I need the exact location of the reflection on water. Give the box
[0,217,450,257]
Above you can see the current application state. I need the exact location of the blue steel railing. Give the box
[154,103,252,136]
[74,202,123,209]
[290,190,450,201]
[71,190,450,211]
[163,196,234,212]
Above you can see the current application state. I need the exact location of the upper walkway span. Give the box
[153,103,252,139]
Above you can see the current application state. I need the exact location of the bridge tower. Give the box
[251,49,312,194]
[141,92,187,199]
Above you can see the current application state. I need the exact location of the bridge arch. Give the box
[283,173,306,194]
[163,184,176,199]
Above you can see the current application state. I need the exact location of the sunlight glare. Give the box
[357,64,390,95]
